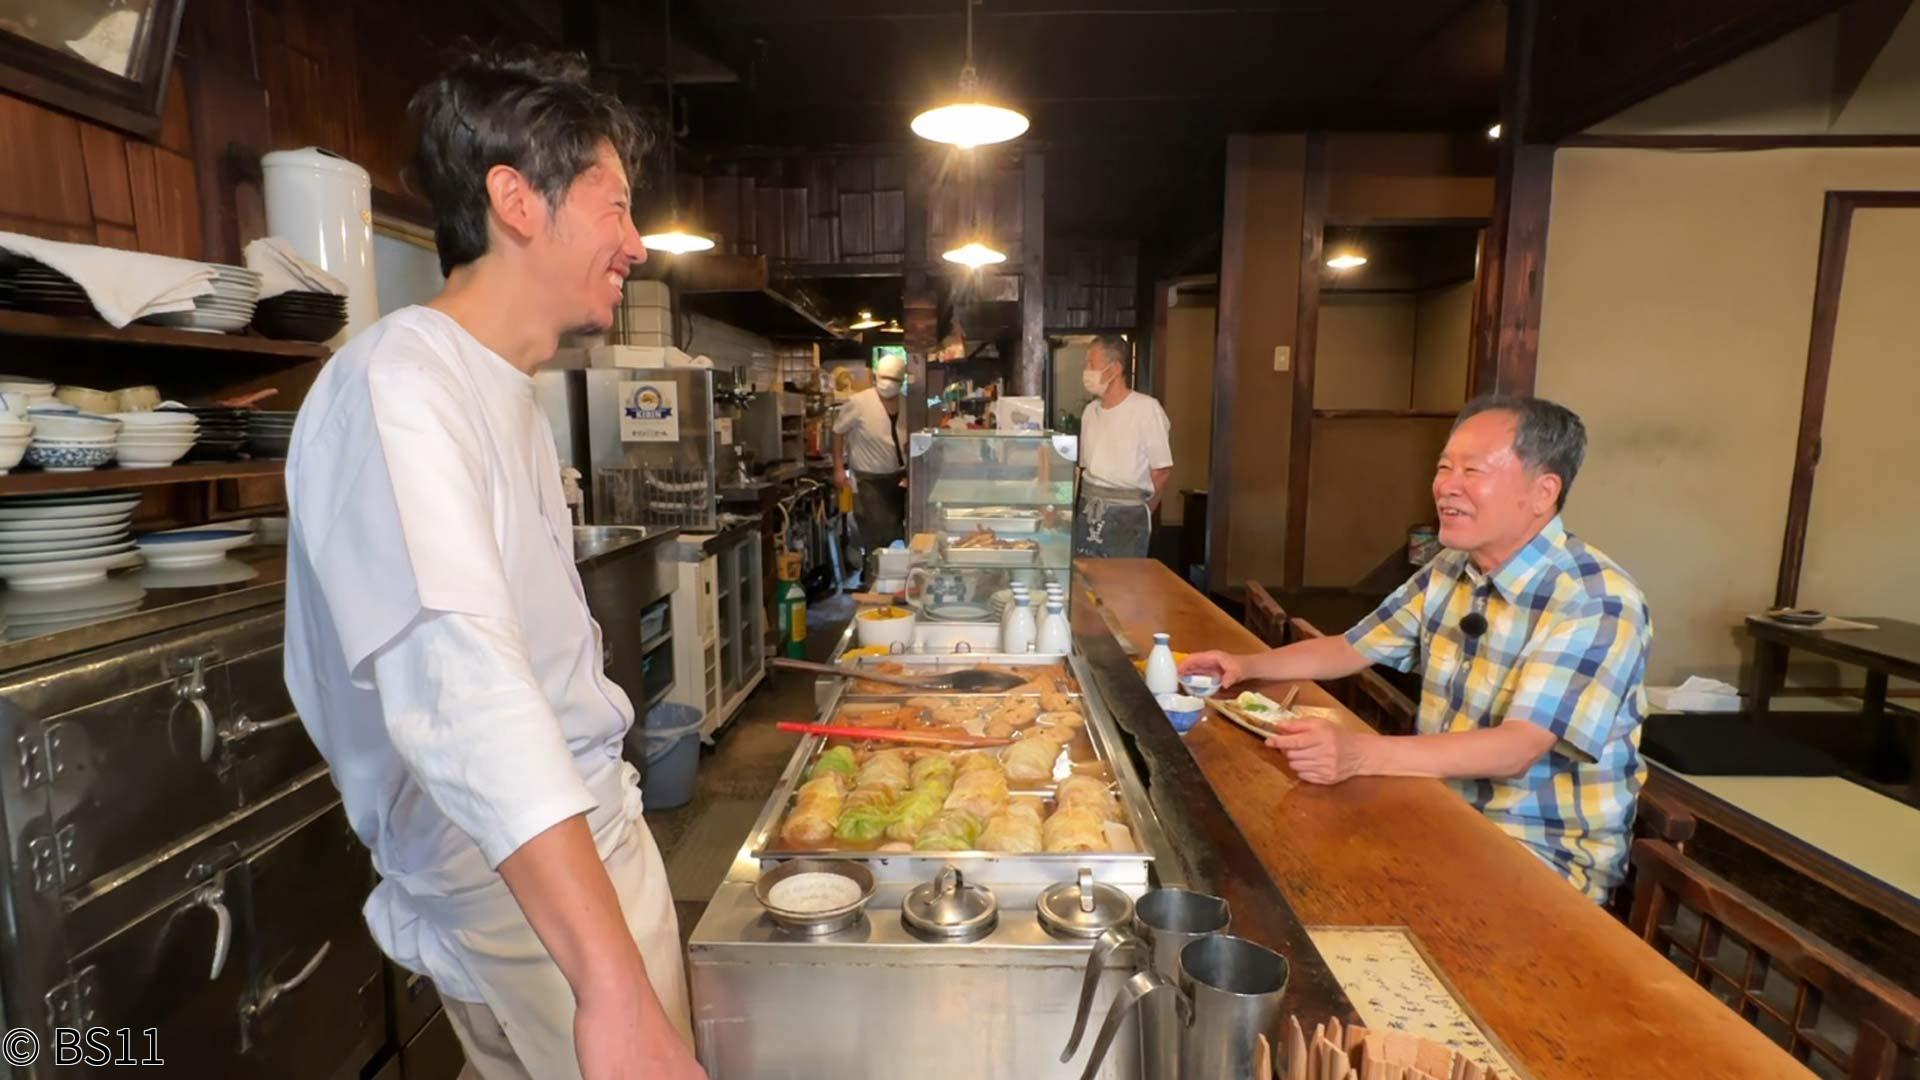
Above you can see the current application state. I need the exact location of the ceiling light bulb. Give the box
[1326,253,1367,270]
[942,241,1008,269]
[912,101,1030,149]
[642,227,716,254]
[850,310,883,330]
[881,319,903,333]
[1487,122,1502,140]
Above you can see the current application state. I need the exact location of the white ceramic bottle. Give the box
[1144,632,1179,695]
[1000,584,1029,647]
[1005,594,1038,655]
[1037,598,1071,654]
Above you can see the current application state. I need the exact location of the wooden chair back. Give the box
[1245,581,1288,647]
[1283,616,1419,736]
[1628,838,1920,1078]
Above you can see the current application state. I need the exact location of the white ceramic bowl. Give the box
[111,411,196,429]
[113,386,162,412]
[24,443,114,471]
[116,431,197,444]
[30,412,120,440]
[114,443,192,468]
[854,605,917,650]
[0,441,27,473]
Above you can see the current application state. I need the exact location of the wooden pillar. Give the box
[1281,134,1326,590]
[1470,0,1552,398]
[903,151,935,433]
[1019,149,1047,399]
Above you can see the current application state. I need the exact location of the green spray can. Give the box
[779,582,807,659]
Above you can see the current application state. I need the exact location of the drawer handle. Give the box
[243,941,330,1022]
[221,713,300,745]
[187,697,215,762]
[186,883,232,981]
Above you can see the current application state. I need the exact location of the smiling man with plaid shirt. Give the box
[1181,395,1651,901]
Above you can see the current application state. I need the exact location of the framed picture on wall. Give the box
[0,0,188,136]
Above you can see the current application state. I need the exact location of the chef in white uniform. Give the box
[1074,334,1173,559]
[282,49,703,1080]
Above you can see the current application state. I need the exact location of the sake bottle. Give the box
[1144,632,1179,695]
[1037,599,1071,654]
[1005,594,1037,655]
[1000,584,1028,650]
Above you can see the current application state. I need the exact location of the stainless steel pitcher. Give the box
[1061,887,1231,1078]
[1076,934,1290,1080]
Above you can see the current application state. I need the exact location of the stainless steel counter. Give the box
[572,523,680,570]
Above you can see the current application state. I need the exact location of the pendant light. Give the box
[880,318,904,333]
[849,310,883,331]
[911,1,1029,149]
[942,241,1007,269]
[641,0,715,254]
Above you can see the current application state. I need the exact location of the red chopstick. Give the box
[776,721,1013,748]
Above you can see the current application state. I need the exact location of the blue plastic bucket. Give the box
[639,702,703,810]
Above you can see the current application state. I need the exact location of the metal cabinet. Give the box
[669,525,765,741]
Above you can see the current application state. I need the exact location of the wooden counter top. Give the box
[1079,559,1805,1080]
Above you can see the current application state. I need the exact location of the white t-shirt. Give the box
[1079,390,1173,495]
[832,386,908,475]
[283,305,659,1007]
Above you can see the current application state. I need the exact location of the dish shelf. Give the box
[0,310,330,360]
[0,461,284,498]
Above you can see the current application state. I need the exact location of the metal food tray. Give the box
[937,536,1041,567]
[942,508,1043,534]
[742,653,1164,886]
[838,652,1075,695]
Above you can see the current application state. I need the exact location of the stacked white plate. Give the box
[0,578,145,635]
[0,492,143,591]
[135,525,254,569]
[143,265,262,334]
[111,410,201,468]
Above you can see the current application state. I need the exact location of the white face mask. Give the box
[1081,365,1112,396]
[876,378,903,400]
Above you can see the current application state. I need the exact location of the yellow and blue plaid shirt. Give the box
[1346,516,1651,901]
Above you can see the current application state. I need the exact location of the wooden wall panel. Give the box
[0,95,95,230]
[78,126,135,225]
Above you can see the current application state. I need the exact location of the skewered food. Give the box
[781,775,847,846]
[979,796,1046,853]
[951,525,1039,551]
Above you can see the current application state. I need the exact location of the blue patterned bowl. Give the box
[24,442,114,471]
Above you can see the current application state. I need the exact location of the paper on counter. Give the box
[1306,926,1521,1079]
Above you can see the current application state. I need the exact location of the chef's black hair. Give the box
[409,45,649,276]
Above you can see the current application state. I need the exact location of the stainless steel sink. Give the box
[572,525,675,566]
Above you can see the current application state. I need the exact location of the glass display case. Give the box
[908,430,1078,574]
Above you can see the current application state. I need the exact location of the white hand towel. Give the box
[0,231,213,328]
[244,237,350,300]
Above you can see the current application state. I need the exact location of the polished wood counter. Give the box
[1079,559,1805,1080]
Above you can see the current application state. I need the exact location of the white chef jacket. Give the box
[831,386,908,475]
[283,305,689,1075]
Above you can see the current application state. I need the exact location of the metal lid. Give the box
[1037,867,1135,939]
[902,866,999,942]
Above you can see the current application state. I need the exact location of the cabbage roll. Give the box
[943,762,1009,820]
[781,775,846,847]
[979,796,1046,853]
[956,751,1001,776]
[913,809,984,852]
[834,793,896,843]
[1043,807,1110,853]
[808,746,858,785]
[910,753,956,790]
[1055,775,1120,823]
[884,787,945,842]
[1003,734,1064,783]
[855,749,912,795]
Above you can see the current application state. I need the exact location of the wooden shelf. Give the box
[0,310,330,360]
[0,460,283,497]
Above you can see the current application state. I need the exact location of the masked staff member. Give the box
[831,353,911,561]
[283,49,703,1080]
[1073,335,1172,558]
[1181,397,1650,902]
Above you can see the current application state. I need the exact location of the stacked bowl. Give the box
[0,375,56,413]
[246,410,297,459]
[170,406,249,461]
[0,412,29,474]
[141,265,262,334]
[112,410,200,469]
[25,406,120,472]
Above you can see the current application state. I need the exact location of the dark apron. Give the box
[1073,478,1152,559]
[853,470,907,554]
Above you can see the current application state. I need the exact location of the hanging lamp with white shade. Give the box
[912,1,1029,149]
[942,241,1007,269]
[849,310,884,330]
[641,0,714,254]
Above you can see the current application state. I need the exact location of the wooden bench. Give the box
[1628,838,1920,1078]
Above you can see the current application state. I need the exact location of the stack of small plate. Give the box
[246,410,297,459]
[25,407,121,472]
[169,406,248,461]
[111,410,200,469]
[140,265,262,334]
[252,290,348,341]
[0,492,143,591]
[136,525,254,569]
[0,261,97,318]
